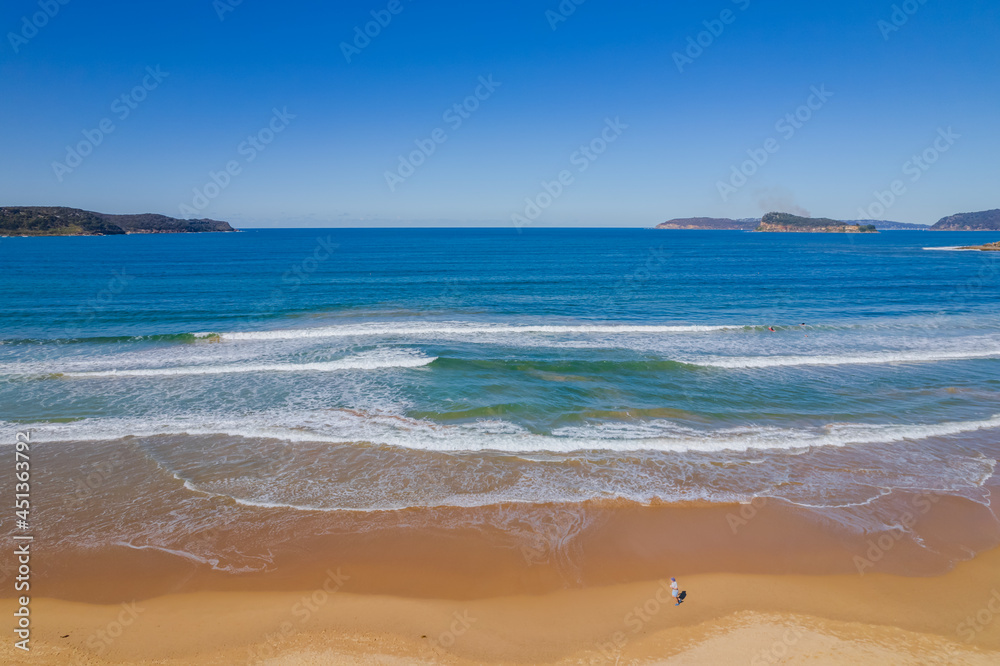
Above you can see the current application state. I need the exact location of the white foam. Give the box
[112,541,266,573]
[58,350,436,378]
[692,349,1000,368]
[923,246,979,251]
[208,322,744,341]
[113,541,222,568]
[12,411,1000,454]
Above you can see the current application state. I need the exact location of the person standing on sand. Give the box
[671,577,682,605]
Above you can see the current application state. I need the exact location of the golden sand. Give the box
[6,544,1000,664]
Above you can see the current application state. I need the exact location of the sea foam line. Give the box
[57,352,436,378]
[691,349,1000,368]
[11,412,1000,454]
[112,541,266,573]
[207,323,745,341]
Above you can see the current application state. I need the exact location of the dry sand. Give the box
[6,545,1000,664]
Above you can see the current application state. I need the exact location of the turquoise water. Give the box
[3,228,1000,513]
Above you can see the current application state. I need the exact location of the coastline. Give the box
[0,229,239,237]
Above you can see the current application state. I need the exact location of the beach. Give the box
[7,506,1000,664]
[3,229,1000,663]
[6,460,1000,663]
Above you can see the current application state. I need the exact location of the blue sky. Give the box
[1,0,997,227]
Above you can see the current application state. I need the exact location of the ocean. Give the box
[3,228,1000,574]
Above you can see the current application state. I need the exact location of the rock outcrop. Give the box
[931,209,1000,231]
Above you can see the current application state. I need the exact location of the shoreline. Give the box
[23,487,1000,603]
[0,229,239,237]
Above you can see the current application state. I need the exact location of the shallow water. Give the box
[3,228,1000,568]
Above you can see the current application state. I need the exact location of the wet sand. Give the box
[7,438,1000,662]
[25,484,1000,600]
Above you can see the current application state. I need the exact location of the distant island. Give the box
[756,212,877,233]
[930,209,1000,231]
[655,217,759,230]
[852,219,929,231]
[656,215,925,231]
[0,206,235,236]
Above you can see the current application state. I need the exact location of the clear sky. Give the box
[1,0,997,227]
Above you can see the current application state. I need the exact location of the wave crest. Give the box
[58,350,436,378]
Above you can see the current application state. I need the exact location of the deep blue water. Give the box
[3,229,1000,338]
[2,229,1000,512]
